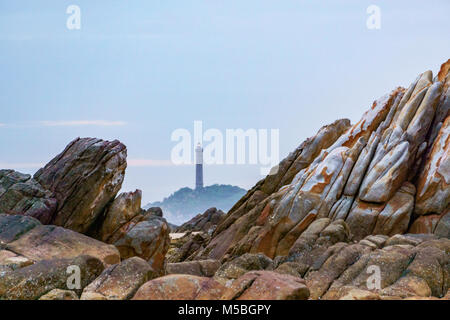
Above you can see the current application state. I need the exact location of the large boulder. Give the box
[81,257,156,300]
[132,274,226,300]
[106,211,170,272]
[0,255,103,300]
[34,137,127,233]
[96,190,144,242]
[0,214,120,266]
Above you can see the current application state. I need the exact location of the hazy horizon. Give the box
[1,1,449,204]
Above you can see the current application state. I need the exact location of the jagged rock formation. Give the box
[194,61,450,263]
[0,138,170,273]
[0,62,449,301]
[34,137,127,233]
[176,207,225,234]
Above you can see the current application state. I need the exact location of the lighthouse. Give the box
[195,143,204,189]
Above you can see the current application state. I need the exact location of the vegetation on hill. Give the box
[144,184,246,225]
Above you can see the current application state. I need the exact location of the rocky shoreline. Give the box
[0,60,449,300]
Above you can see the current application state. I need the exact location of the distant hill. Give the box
[144,184,246,225]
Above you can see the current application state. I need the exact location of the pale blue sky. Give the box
[1,0,449,204]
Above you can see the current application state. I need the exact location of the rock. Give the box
[214,253,273,282]
[132,274,226,300]
[414,117,449,216]
[198,118,351,261]
[220,271,310,300]
[146,207,163,217]
[0,214,120,266]
[274,262,309,278]
[197,63,450,263]
[0,169,57,224]
[339,289,380,300]
[39,289,79,300]
[0,255,104,300]
[107,212,170,272]
[34,137,127,233]
[167,232,209,263]
[176,207,225,234]
[81,257,156,300]
[96,190,143,242]
[166,260,221,277]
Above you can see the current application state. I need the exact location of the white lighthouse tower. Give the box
[195,143,204,189]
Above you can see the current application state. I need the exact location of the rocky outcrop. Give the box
[81,257,156,300]
[1,137,170,272]
[194,62,450,262]
[34,138,127,234]
[0,214,120,266]
[268,219,450,300]
[176,207,225,234]
[0,170,57,224]
[0,255,103,300]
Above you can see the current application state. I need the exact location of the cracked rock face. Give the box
[34,137,127,233]
[195,61,450,263]
[0,170,57,224]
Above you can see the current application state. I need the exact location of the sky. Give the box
[0,0,449,205]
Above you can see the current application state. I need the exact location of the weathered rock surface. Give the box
[176,207,225,234]
[214,253,273,283]
[166,259,221,277]
[132,274,226,300]
[269,220,450,300]
[220,271,310,300]
[107,211,170,272]
[0,170,57,224]
[96,190,143,242]
[34,137,127,233]
[81,257,156,300]
[194,62,450,263]
[0,214,120,266]
[167,232,210,263]
[39,289,79,300]
[0,255,103,300]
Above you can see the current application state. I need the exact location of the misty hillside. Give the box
[144,184,246,225]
